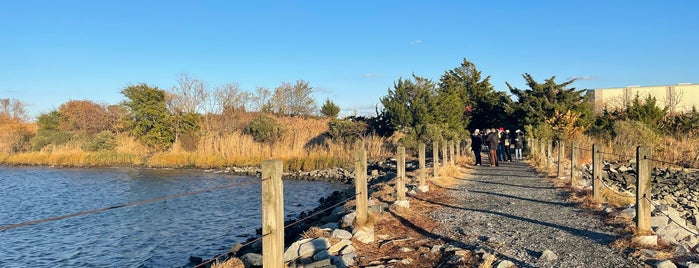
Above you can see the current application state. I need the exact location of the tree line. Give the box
[2,58,698,157]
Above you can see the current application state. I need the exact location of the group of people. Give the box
[470,128,524,167]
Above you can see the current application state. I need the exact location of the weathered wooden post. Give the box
[442,140,448,167]
[570,141,578,187]
[353,149,374,243]
[636,146,652,234]
[432,141,439,178]
[546,141,552,173]
[448,140,456,166]
[417,143,428,192]
[261,160,284,268]
[592,144,603,201]
[395,146,409,208]
[354,150,368,226]
[557,141,564,178]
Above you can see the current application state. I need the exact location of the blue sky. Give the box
[1,1,697,119]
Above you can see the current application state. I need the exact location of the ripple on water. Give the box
[0,166,348,267]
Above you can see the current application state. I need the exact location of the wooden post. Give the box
[354,150,368,226]
[540,141,546,166]
[546,141,552,173]
[442,140,448,167]
[432,141,439,178]
[418,143,426,185]
[557,141,564,178]
[636,146,652,234]
[448,140,456,165]
[261,160,284,268]
[395,146,409,208]
[397,146,406,201]
[592,144,603,201]
[570,141,578,187]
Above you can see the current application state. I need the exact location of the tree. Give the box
[252,87,272,113]
[380,74,438,132]
[121,83,175,150]
[627,94,667,131]
[57,100,110,135]
[320,98,340,118]
[269,80,317,116]
[169,73,207,114]
[0,99,33,153]
[508,74,593,140]
[437,58,511,135]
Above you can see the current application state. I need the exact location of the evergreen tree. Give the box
[380,74,437,132]
[121,83,175,150]
[320,98,340,118]
[508,74,593,137]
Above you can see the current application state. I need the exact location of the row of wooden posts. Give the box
[259,140,463,267]
[529,139,653,237]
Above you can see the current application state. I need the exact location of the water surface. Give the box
[0,166,348,267]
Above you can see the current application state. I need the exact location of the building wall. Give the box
[590,84,699,113]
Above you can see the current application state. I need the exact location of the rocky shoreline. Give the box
[193,159,404,267]
[579,161,699,262]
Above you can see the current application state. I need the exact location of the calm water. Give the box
[0,166,348,267]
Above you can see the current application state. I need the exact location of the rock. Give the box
[539,249,558,262]
[297,237,330,259]
[304,258,333,268]
[416,185,429,193]
[654,260,677,268]
[656,222,693,245]
[240,253,263,267]
[313,249,331,261]
[687,262,699,268]
[339,252,357,266]
[431,244,444,253]
[284,238,313,262]
[394,200,410,208]
[399,247,413,252]
[340,245,356,255]
[228,243,244,255]
[369,202,389,213]
[651,216,669,229]
[332,229,353,240]
[341,212,356,228]
[681,234,699,249]
[496,260,517,268]
[328,239,352,255]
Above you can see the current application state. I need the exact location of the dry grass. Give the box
[478,253,496,268]
[210,258,244,268]
[300,226,329,239]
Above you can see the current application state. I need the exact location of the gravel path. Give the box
[430,160,647,268]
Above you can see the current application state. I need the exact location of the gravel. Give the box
[430,161,648,268]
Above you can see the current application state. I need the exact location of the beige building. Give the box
[589,83,699,113]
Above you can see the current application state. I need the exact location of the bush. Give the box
[82,131,117,152]
[30,130,73,151]
[327,119,368,143]
[244,114,285,143]
[613,120,663,152]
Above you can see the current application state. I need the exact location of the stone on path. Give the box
[539,249,558,262]
[654,260,677,268]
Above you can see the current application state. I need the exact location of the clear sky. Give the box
[1,0,697,119]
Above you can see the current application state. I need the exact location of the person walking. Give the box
[503,129,512,161]
[470,129,483,166]
[486,129,499,167]
[514,129,524,161]
[496,128,504,161]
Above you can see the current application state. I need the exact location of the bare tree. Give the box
[0,98,27,122]
[252,87,272,113]
[213,83,251,114]
[168,73,208,114]
[269,80,316,116]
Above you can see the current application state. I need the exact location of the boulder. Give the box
[654,260,677,268]
[328,239,352,255]
[341,212,356,228]
[332,229,353,240]
[496,260,517,268]
[240,253,263,268]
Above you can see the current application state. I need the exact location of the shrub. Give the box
[244,114,285,143]
[82,131,117,152]
[30,130,73,151]
[327,119,367,143]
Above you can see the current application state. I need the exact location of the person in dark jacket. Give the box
[503,129,512,161]
[486,129,499,167]
[513,129,524,160]
[470,129,483,166]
